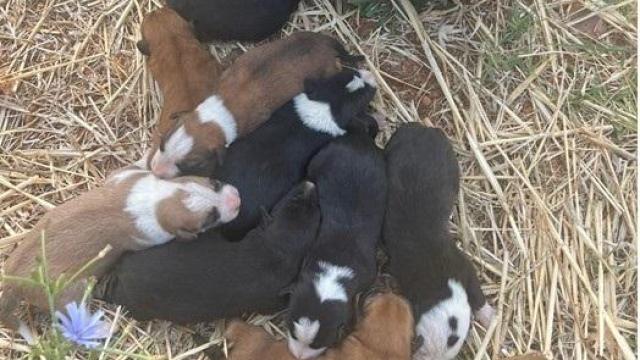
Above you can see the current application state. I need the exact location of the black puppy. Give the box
[216,68,376,240]
[383,123,495,360]
[167,0,301,42]
[286,131,387,359]
[96,181,319,323]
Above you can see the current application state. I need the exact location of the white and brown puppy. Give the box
[136,7,224,160]
[150,31,363,178]
[383,123,495,360]
[0,159,239,333]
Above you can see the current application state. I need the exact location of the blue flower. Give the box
[55,302,110,348]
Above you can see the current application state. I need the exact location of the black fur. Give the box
[166,0,301,42]
[96,182,320,323]
[215,69,376,240]
[287,131,387,351]
[382,123,488,319]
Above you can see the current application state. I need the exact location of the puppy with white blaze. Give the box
[149,32,363,178]
[287,130,387,359]
[216,68,377,240]
[0,158,239,335]
[382,123,495,360]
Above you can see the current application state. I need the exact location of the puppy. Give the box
[167,0,301,42]
[286,131,387,359]
[96,181,320,324]
[216,68,377,240]
[383,123,495,360]
[0,161,239,332]
[224,292,413,360]
[150,31,363,178]
[136,7,224,158]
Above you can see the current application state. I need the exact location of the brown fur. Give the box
[225,293,414,360]
[139,7,224,156]
[0,167,215,330]
[176,31,349,156]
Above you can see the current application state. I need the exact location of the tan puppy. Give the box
[0,159,240,333]
[136,7,224,160]
[224,292,413,360]
[149,31,363,178]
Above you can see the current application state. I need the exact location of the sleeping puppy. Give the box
[150,31,363,178]
[0,159,239,333]
[286,131,387,359]
[224,292,413,360]
[167,0,301,42]
[383,123,495,360]
[135,7,224,160]
[96,181,320,323]
[217,68,377,240]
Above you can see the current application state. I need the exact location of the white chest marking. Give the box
[293,94,345,137]
[313,261,354,303]
[125,175,179,247]
[152,125,195,176]
[196,95,238,144]
[413,279,471,360]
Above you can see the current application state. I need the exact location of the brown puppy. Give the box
[149,31,362,178]
[224,293,413,360]
[0,160,240,333]
[136,7,224,160]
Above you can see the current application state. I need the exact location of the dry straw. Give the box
[0,0,636,359]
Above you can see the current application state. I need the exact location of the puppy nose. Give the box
[224,186,241,211]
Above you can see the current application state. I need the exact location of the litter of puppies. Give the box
[1,2,496,359]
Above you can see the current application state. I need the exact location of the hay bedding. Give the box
[0,0,636,359]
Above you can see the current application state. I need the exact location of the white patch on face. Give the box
[288,318,326,359]
[345,75,365,93]
[293,94,346,137]
[196,95,238,144]
[125,174,179,247]
[151,125,194,178]
[358,69,377,88]
[181,182,240,224]
[313,261,354,303]
[413,279,471,360]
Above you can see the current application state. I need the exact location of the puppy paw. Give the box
[175,229,199,241]
[475,303,496,328]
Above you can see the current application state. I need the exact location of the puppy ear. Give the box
[136,40,150,56]
[170,111,188,123]
[279,282,297,297]
[215,146,226,167]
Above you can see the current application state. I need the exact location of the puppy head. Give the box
[287,262,355,359]
[170,176,240,229]
[137,7,193,57]
[150,111,227,178]
[294,69,377,137]
[413,279,472,360]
